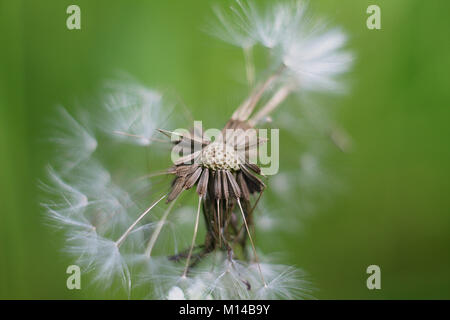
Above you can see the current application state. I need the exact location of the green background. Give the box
[1,0,450,299]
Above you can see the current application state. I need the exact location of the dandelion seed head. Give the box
[200,142,241,171]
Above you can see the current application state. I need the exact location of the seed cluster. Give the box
[200,142,241,171]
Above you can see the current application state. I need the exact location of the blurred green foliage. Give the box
[1,0,450,299]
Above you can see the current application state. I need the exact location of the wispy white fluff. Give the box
[167,286,186,300]
[67,161,138,235]
[42,155,177,295]
[209,2,255,48]
[282,26,353,92]
[42,162,146,293]
[43,161,140,234]
[210,0,353,92]
[41,165,89,217]
[42,167,130,292]
[254,263,313,299]
[50,107,97,172]
[101,81,169,146]
[66,230,131,293]
[160,252,312,300]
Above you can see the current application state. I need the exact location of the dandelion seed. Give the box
[115,194,167,248]
[50,107,97,172]
[210,0,353,94]
[101,81,170,146]
[70,232,131,293]
[144,198,178,258]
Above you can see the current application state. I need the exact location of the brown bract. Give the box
[165,119,266,256]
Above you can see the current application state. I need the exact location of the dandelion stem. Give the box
[217,198,222,248]
[232,189,264,247]
[248,83,294,126]
[243,46,255,88]
[145,197,177,258]
[115,194,167,248]
[236,198,267,287]
[233,64,286,122]
[182,196,203,277]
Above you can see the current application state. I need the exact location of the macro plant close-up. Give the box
[39,0,355,299]
[1,0,450,304]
